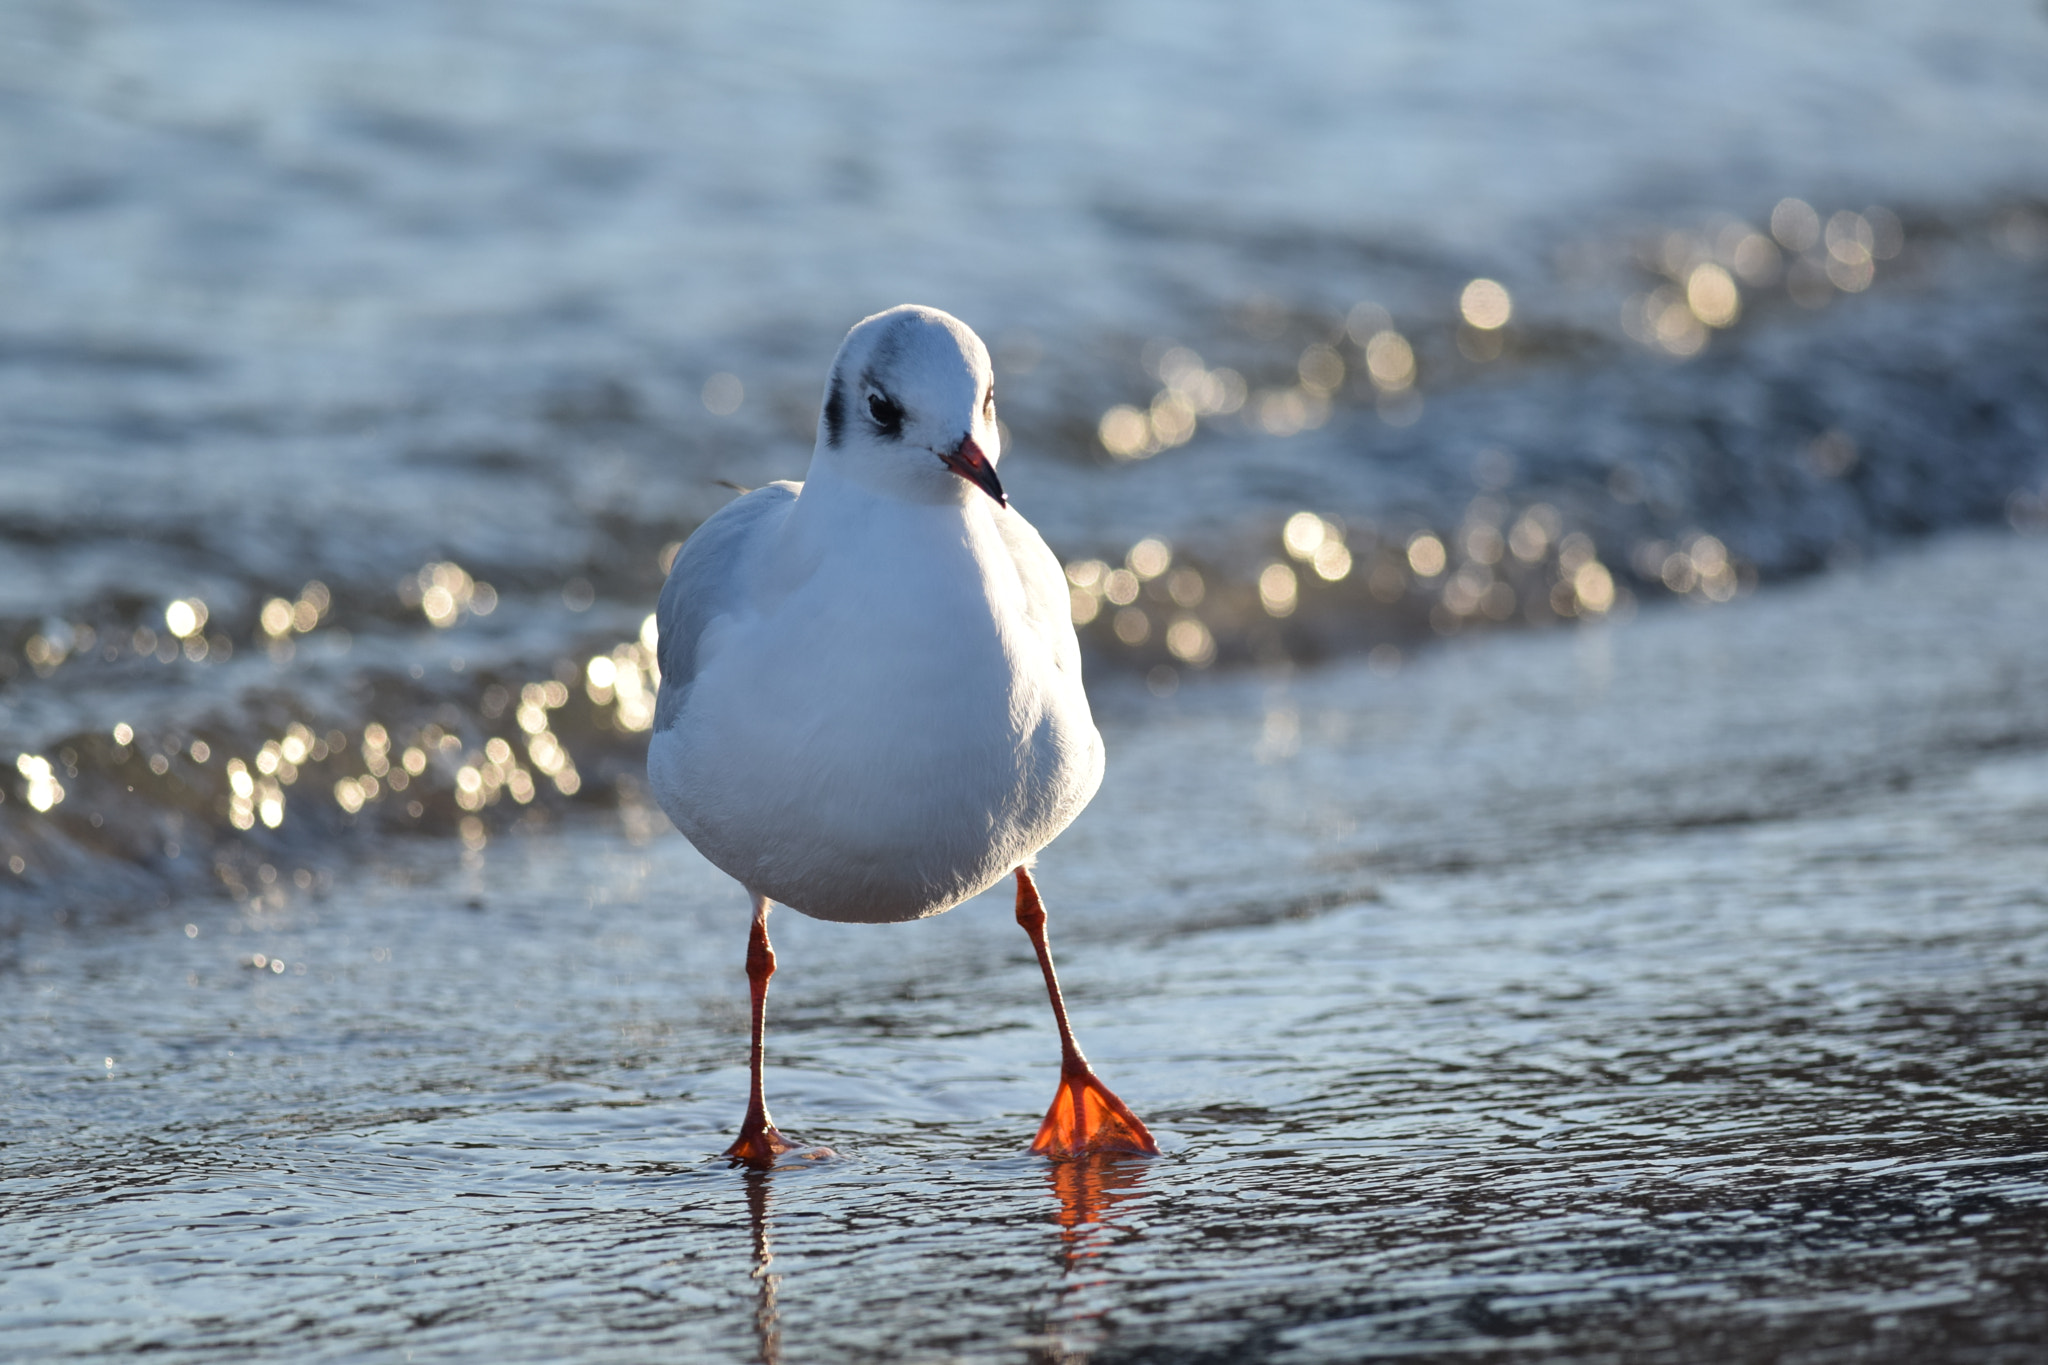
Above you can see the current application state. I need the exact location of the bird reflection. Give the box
[1030,1153,1152,1364]
[743,1171,782,1365]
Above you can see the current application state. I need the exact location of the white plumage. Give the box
[648,305,1103,923]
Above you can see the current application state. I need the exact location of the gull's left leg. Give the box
[1015,866,1160,1157]
[726,893,797,1168]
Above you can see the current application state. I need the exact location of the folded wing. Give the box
[653,482,800,733]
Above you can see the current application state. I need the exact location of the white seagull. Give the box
[649,304,1158,1167]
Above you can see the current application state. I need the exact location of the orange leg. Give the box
[1016,866,1159,1157]
[726,895,797,1169]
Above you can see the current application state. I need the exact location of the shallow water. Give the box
[6,532,2046,1362]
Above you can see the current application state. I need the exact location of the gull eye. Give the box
[867,392,903,432]
[983,388,995,421]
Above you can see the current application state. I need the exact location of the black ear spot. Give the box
[823,376,847,447]
[867,391,903,436]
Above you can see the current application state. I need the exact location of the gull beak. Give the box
[940,435,1006,508]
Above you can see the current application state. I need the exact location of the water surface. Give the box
[6,532,2046,1361]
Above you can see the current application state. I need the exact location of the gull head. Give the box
[816,305,1005,508]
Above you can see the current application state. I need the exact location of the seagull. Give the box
[648,304,1158,1167]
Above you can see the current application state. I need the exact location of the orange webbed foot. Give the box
[725,1123,798,1170]
[1031,1058,1160,1158]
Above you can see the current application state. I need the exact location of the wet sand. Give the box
[5,530,2046,1362]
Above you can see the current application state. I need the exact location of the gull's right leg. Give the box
[726,893,797,1168]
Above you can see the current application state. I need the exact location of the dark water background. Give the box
[4,1,2048,1358]
[4,0,2048,917]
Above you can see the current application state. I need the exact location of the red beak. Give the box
[940,436,1007,508]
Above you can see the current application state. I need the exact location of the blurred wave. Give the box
[3,0,2047,919]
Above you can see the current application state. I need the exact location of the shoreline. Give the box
[7,523,2044,937]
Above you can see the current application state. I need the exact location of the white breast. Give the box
[648,475,1102,924]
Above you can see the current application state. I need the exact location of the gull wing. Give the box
[652,481,799,732]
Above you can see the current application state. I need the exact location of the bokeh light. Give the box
[702,373,744,415]
[1406,533,1446,577]
[1459,279,1513,330]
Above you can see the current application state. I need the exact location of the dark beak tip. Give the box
[943,438,1007,507]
